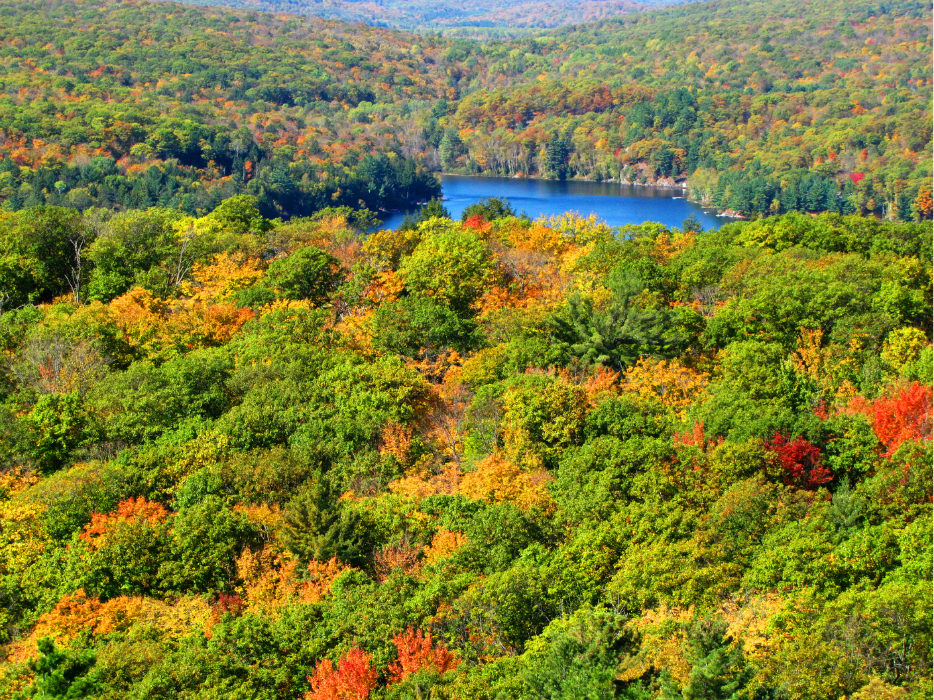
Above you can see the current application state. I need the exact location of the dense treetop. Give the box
[0,0,930,696]
[447,0,931,218]
[0,0,452,216]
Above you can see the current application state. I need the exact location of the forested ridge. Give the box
[0,0,450,218]
[178,0,670,31]
[0,0,928,220]
[0,195,930,697]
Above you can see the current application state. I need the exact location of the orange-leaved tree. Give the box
[422,529,467,566]
[389,627,459,682]
[459,454,554,513]
[373,539,422,582]
[236,543,349,618]
[109,287,254,360]
[80,497,168,550]
[10,589,214,662]
[305,647,377,700]
[872,382,933,456]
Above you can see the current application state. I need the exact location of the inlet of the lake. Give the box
[380,174,723,231]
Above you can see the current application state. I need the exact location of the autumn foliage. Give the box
[389,627,459,681]
[236,546,349,618]
[305,648,378,700]
[764,433,832,490]
[871,382,933,456]
[623,357,709,416]
[673,421,723,454]
[422,529,468,565]
[79,497,168,549]
[0,38,928,695]
[110,286,255,360]
[463,215,492,233]
[11,590,213,662]
[374,540,423,582]
[459,454,555,513]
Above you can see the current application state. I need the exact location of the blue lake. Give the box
[381,174,722,230]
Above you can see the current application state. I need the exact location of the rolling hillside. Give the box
[0,0,927,220]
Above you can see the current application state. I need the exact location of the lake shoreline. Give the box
[379,174,722,231]
[438,171,689,191]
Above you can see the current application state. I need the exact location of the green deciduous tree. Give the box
[262,247,343,305]
[399,224,495,314]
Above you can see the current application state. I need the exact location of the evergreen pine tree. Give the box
[545,133,571,180]
[281,481,371,567]
[439,130,463,171]
[660,619,752,700]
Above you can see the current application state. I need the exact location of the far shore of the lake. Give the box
[439,171,688,190]
[433,172,744,220]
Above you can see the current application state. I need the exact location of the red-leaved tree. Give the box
[389,627,459,683]
[463,215,489,232]
[211,593,245,618]
[305,647,377,700]
[872,382,933,456]
[764,433,832,490]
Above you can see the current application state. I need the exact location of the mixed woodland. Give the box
[0,0,928,220]
[0,0,931,697]
[0,196,930,698]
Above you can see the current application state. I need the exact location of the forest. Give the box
[0,0,928,220]
[0,0,930,696]
[0,196,930,698]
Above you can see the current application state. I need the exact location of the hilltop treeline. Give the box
[0,0,928,220]
[181,0,658,31]
[0,197,930,698]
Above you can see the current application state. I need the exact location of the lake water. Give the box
[380,174,722,230]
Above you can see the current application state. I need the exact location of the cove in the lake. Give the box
[381,174,723,231]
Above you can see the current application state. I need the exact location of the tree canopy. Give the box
[0,199,929,700]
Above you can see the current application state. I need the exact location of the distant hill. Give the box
[0,0,926,220]
[177,0,702,31]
